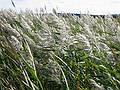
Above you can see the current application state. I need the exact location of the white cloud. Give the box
[53,0,120,14]
[0,0,14,9]
[15,0,45,8]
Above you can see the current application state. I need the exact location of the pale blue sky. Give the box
[0,0,120,15]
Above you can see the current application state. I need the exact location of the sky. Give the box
[0,0,120,15]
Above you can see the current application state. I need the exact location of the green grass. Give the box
[0,10,120,90]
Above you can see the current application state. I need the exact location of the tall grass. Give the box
[0,9,120,90]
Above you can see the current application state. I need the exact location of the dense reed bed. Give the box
[0,10,120,90]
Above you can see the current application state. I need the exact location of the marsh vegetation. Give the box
[0,10,120,90]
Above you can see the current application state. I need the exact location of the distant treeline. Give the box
[57,13,120,18]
